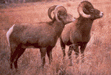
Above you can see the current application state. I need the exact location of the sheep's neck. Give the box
[53,21,64,37]
[77,17,94,36]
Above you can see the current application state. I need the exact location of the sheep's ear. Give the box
[83,7,89,14]
[59,15,64,20]
[59,12,67,19]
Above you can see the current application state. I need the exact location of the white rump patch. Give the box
[6,24,15,47]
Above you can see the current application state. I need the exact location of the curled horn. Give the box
[78,1,93,18]
[54,5,67,22]
[48,5,57,20]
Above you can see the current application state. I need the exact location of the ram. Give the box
[60,1,103,65]
[6,5,74,70]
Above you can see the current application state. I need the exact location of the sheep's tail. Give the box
[6,24,15,47]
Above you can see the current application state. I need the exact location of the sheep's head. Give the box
[48,5,74,24]
[78,1,103,20]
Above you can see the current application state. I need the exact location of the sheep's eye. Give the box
[90,9,94,13]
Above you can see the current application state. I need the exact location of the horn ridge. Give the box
[78,1,93,18]
[54,5,67,22]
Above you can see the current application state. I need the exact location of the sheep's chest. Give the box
[71,30,90,44]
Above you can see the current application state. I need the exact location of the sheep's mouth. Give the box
[99,12,104,17]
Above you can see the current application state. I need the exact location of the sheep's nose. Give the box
[72,18,76,21]
[100,12,104,17]
[73,18,76,21]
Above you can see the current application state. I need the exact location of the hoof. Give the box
[81,60,84,63]
[76,60,79,64]
[69,62,72,66]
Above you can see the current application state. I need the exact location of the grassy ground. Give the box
[0,0,111,75]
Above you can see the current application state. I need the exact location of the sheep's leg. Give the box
[60,38,66,59]
[80,43,87,63]
[10,49,15,69]
[72,44,79,63]
[47,46,53,64]
[68,45,73,66]
[10,45,18,69]
[40,48,47,68]
[14,48,25,70]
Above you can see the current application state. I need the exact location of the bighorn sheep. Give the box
[6,5,74,70]
[60,1,103,65]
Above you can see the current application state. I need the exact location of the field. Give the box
[0,0,111,75]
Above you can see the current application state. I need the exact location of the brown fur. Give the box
[60,1,103,65]
[7,5,74,70]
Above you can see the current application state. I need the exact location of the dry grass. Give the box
[0,0,111,75]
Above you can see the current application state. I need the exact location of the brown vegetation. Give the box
[0,0,111,75]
